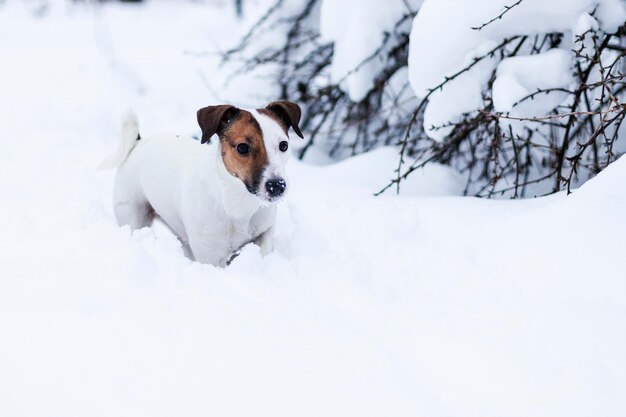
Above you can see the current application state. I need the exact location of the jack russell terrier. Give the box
[101,101,303,267]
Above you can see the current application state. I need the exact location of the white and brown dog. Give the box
[102,101,303,267]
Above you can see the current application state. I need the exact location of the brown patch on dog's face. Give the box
[219,110,269,194]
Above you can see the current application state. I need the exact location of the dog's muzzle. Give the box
[265,178,286,198]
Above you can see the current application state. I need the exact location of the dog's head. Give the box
[197,101,303,202]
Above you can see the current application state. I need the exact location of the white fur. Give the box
[105,110,290,267]
[251,109,291,199]
[98,110,140,170]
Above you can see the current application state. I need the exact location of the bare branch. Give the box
[471,0,524,31]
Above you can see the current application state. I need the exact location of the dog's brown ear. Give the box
[265,101,304,139]
[197,105,240,144]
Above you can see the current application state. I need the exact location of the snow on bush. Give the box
[492,49,573,114]
[408,0,626,140]
[319,0,421,102]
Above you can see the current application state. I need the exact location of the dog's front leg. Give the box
[254,226,274,256]
[181,242,195,261]
[188,237,229,267]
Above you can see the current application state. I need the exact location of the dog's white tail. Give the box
[98,110,141,170]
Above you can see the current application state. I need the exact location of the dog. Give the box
[101,101,303,267]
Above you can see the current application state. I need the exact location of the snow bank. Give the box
[408,0,626,139]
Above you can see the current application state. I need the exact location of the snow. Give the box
[596,0,626,33]
[319,0,421,102]
[492,48,573,114]
[1,1,626,416]
[408,0,626,139]
[573,12,600,36]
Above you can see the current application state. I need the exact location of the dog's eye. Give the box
[236,143,250,155]
[279,141,288,152]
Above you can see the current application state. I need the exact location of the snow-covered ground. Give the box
[1,2,625,416]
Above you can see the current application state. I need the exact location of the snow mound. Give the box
[571,154,626,201]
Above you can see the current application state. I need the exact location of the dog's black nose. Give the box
[266,179,286,197]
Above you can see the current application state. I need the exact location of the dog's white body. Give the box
[106,111,290,266]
